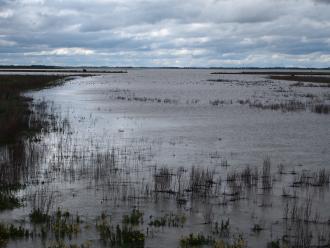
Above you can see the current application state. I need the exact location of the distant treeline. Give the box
[0,65,62,69]
[0,65,329,70]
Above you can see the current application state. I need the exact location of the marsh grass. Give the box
[153,167,173,193]
[0,75,65,145]
[179,233,214,247]
[238,98,330,114]
[1,72,329,248]
[180,233,246,248]
[213,219,230,237]
[29,188,54,224]
[148,213,186,228]
[122,209,144,225]
[312,104,330,114]
[96,213,145,247]
[0,190,21,211]
[291,169,330,188]
[249,100,307,112]
[261,157,272,190]
[0,75,70,218]
[0,223,30,247]
[270,75,330,85]
[48,209,81,240]
[45,240,92,248]
[116,95,178,104]
[189,167,216,196]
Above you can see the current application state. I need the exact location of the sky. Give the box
[0,0,330,67]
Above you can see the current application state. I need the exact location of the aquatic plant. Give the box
[261,157,272,190]
[122,209,144,225]
[179,233,214,247]
[96,213,145,247]
[189,167,215,196]
[51,208,81,240]
[213,236,246,248]
[29,188,54,224]
[267,240,280,248]
[148,213,186,228]
[252,224,263,233]
[44,240,92,248]
[0,191,21,211]
[29,208,51,224]
[154,167,173,193]
[0,223,30,247]
[213,219,231,237]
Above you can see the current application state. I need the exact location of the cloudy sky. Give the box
[0,0,330,67]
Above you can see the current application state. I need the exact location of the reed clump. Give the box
[0,223,30,247]
[96,213,145,247]
[29,188,54,224]
[179,233,214,247]
[122,209,144,225]
[0,190,21,211]
[148,213,186,228]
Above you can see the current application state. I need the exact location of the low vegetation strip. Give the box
[269,75,330,84]
[0,69,127,73]
[0,75,67,212]
[211,71,330,76]
[0,75,65,146]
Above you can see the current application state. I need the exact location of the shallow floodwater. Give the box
[2,69,330,247]
[30,69,330,167]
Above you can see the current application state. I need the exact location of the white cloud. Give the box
[25,47,95,56]
[0,0,330,67]
[0,9,13,18]
[0,39,16,46]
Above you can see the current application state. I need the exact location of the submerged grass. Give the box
[30,208,81,241]
[179,233,214,247]
[1,73,330,247]
[122,209,144,225]
[29,187,54,224]
[0,223,30,247]
[29,209,50,224]
[97,212,145,247]
[180,233,246,248]
[44,240,92,248]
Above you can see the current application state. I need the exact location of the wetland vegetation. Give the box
[0,69,329,247]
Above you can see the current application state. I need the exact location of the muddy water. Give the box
[3,69,330,247]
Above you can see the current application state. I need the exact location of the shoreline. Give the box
[0,69,127,74]
[0,75,69,146]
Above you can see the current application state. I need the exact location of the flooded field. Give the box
[1,69,330,248]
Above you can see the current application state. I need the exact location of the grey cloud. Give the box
[0,0,329,67]
[313,0,330,4]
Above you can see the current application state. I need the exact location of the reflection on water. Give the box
[1,69,330,247]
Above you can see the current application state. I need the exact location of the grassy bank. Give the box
[211,71,330,76]
[0,75,65,146]
[269,75,330,84]
[0,75,66,210]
